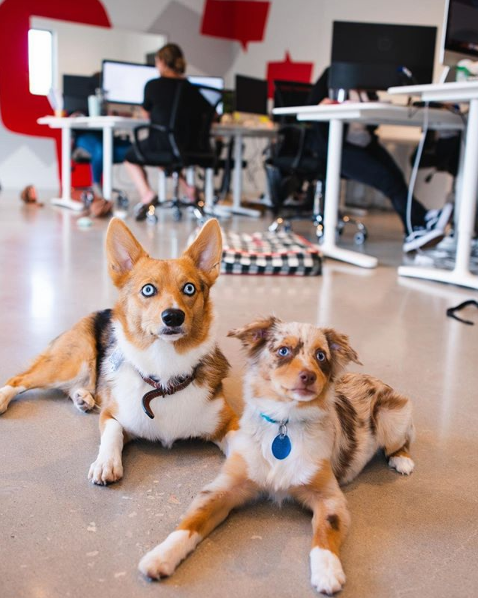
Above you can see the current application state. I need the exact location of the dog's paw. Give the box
[71,388,96,413]
[0,386,18,415]
[389,455,415,475]
[310,548,346,595]
[139,547,177,580]
[139,531,199,580]
[88,455,123,485]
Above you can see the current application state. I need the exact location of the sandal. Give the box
[134,197,159,221]
[90,197,113,218]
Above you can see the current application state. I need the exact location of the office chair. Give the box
[267,81,367,244]
[131,81,222,221]
[265,123,367,244]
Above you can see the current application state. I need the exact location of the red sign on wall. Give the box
[201,0,270,50]
[266,51,314,98]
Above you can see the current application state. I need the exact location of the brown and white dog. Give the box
[0,218,238,484]
[139,317,414,595]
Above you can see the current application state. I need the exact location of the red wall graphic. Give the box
[201,0,270,50]
[266,51,314,98]
[0,0,111,185]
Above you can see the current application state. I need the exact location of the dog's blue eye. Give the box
[183,283,196,296]
[278,347,290,357]
[316,351,326,362]
[141,284,157,297]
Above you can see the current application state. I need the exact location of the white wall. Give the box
[31,17,166,89]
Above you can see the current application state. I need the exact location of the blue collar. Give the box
[260,412,289,425]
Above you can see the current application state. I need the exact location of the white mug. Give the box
[88,95,101,117]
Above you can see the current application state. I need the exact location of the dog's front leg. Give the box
[139,452,258,580]
[88,410,125,485]
[293,466,350,595]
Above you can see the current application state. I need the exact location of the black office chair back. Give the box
[132,80,221,168]
[273,80,313,124]
[179,83,222,166]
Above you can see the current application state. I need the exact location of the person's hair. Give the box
[155,43,186,75]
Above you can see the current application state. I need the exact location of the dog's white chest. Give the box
[231,418,327,493]
[110,364,223,447]
[105,324,224,446]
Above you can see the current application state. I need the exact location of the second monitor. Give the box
[329,21,437,90]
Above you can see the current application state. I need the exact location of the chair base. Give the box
[268,178,368,246]
[269,213,368,246]
[157,198,204,222]
[154,170,206,222]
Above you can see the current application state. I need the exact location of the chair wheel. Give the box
[315,224,324,239]
[354,230,367,245]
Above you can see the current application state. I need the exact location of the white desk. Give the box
[213,123,278,217]
[38,116,148,211]
[39,116,277,217]
[388,82,478,290]
[273,102,464,269]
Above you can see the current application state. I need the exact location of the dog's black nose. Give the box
[299,370,317,386]
[161,309,185,327]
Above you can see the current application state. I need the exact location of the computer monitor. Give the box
[329,21,437,91]
[188,76,224,114]
[234,75,268,115]
[102,60,157,105]
[442,0,478,67]
[63,74,97,113]
[102,61,224,111]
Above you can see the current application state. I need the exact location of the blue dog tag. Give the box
[272,433,292,460]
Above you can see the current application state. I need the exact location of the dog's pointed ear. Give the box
[323,328,362,378]
[183,219,222,284]
[228,316,281,356]
[106,218,148,287]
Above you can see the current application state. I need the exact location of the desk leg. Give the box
[322,119,377,268]
[51,126,83,211]
[398,98,478,290]
[102,126,113,200]
[224,133,261,217]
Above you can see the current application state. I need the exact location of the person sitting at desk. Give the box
[308,68,453,252]
[123,43,209,221]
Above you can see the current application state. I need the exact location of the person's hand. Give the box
[319,98,336,105]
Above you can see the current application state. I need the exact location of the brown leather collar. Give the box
[139,367,199,419]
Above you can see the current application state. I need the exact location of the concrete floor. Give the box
[0,198,477,598]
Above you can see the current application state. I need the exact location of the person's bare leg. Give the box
[124,161,156,204]
[179,175,198,203]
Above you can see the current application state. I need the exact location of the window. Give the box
[28,28,53,95]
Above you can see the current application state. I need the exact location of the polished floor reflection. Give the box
[0,199,477,598]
